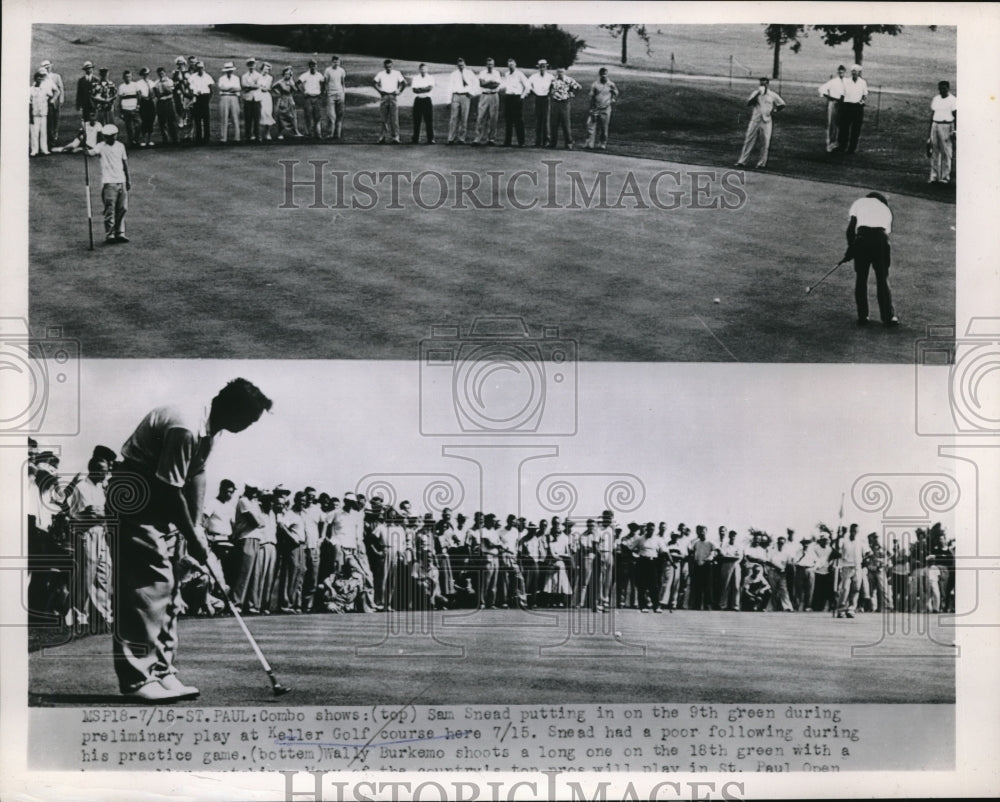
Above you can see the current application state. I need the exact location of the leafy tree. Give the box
[812,25,903,65]
[599,24,652,65]
[763,24,806,79]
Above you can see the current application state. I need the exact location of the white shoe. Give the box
[158,674,200,698]
[123,681,186,703]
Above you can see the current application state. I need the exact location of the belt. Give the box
[157,94,174,99]
[481,90,498,94]
[933,120,953,124]
[220,92,238,96]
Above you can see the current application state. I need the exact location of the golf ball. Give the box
[614,631,623,638]
[713,298,721,304]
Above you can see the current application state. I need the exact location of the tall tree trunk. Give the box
[621,25,630,64]
[772,39,781,79]
[853,33,864,65]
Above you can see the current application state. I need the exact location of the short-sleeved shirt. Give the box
[92,140,128,185]
[120,404,213,488]
[931,93,957,122]
[373,69,405,95]
[233,496,265,540]
[324,65,347,97]
[241,69,261,99]
[818,76,845,101]
[590,79,618,110]
[217,73,240,95]
[298,70,325,95]
[154,76,175,98]
[550,76,580,102]
[528,71,553,97]
[478,69,501,92]
[187,71,214,96]
[67,476,106,519]
[690,538,716,565]
[842,76,868,104]
[501,69,529,97]
[411,73,435,95]
[118,81,140,111]
[748,88,785,123]
[849,197,892,233]
[202,495,237,538]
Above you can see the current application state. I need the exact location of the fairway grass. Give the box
[30,144,954,362]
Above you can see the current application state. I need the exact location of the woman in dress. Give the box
[258,62,275,140]
[542,525,573,608]
[271,66,299,139]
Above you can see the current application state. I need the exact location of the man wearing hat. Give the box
[117,70,142,145]
[527,59,554,147]
[29,71,53,156]
[447,57,476,145]
[135,67,157,147]
[218,62,241,143]
[76,61,99,123]
[847,191,898,326]
[838,65,868,154]
[109,378,272,701]
[187,61,214,144]
[39,60,64,148]
[93,67,117,125]
[373,59,406,144]
[735,76,785,169]
[241,57,262,142]
[87,124,131,243]
[297,59,326,138]
[584,67,619,150]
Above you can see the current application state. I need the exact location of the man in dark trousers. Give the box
[847,191,898,326]
[109,378,272,702]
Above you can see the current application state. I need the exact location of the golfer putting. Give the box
[108,378,273,702]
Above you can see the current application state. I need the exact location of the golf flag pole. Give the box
[83,145,94,250]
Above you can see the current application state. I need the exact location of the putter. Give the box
[805,257,850,295]
[205,561,291,697]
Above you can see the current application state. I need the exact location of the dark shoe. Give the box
[857,317,870,326]
[115,235,130,243]
[885,316,900,327]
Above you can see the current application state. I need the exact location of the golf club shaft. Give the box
[83,147,94,250]
[809,259,848,292]
[205,561,279,682]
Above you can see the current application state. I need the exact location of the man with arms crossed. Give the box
[110,378,271,701]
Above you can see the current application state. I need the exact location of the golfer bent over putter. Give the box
[847,192,899,326]
[109,379,272,702]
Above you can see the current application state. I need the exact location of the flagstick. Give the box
[83,144,94,250]
[832,491,845,617]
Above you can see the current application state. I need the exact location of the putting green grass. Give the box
[29,608,954,706]
[29,144,954,361]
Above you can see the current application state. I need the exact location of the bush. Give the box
[215,24,586,68]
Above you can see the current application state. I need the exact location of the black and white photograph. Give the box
[1,1,998,800]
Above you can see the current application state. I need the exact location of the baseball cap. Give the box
[246,56,256,63]
[101,124,118,136]
[175,56,185,65]
[538,59,548,67]
[82,60,94,69]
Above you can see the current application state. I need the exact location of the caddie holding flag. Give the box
[87,123,131,244]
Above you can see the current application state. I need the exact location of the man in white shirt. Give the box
[40,59,64,148]
[117,70,142,146]
[501,58,530,147]
[818,64,846,152]
[135,67,157,147]
[838,64,868,154]
[528,59,554,147]
[474,57,501,145]
[241,57,262,143]
[231,482,266,612]
[324,55,347,140]
[410,63,436,144]
[716,530,743,611]
[66,452,114,629]
[928,80,957,184]
[735,76,786,169]
[835,525,869,618]
[447,58,477,145]
[297,59,326,138]
[187,61,214,144]
[202,479,237,583]
[373,59,406,144]
[217,62,241,143]
[29,71,53,156]
[766,535,794,611]
[847,191,897,326]
[88,124,131,243]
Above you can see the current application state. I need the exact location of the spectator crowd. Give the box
[25,441,957,633]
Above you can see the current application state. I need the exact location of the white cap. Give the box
[101,124,118,136]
